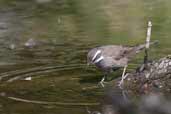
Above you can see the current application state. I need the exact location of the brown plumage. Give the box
[87,44,145,72]
[87,41,158,86]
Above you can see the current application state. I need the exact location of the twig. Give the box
[146,21,152,49]
[144,21,152,64]
[5,96,100,106]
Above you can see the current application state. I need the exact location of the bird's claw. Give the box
[100,82,105,87]
[117,79,124,89]
[98,75,107,87]
[98,81,104,87]
[98,81,107,88]
[118,73,128,89]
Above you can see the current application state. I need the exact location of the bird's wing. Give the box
[114,47,133,60]
[100,45,133,60]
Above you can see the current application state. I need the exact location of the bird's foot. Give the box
[118,80,124,89]
[99,81,105,88]
[98,75,107,87]
[98,80,108,88]
[99,83,104,88]
[118,73,128,89]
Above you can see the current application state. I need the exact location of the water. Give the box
[0,0,170,114]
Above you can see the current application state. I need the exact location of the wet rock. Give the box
[164,59,169,63]
[159,61,165,69]
[9,44,15,50]
[24,77,32,81]
[145,73,150,79]
[169,62,171,66]
[0,92,6,97]
[120,55,171,93]
[154,63,158,67]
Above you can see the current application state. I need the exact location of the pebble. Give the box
[24,77,32,81]
[164,69,167,73]
[159,61,165,69]
[154,63,158,67]
[24,38,36,48]
[145,73,150,79]
[164,59,169,63]
[169,62,171,66]
[127,78,131,81]
[0,92,6,97]
[159,85,163,88]
[158,69,167,74]
[165,63,169,68]
[150,68,153,73]
[9,44,15,50]
[163,64,167,69]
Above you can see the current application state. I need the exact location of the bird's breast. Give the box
[94,59,114,72]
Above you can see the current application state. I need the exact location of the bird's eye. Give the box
[93,56,104,63]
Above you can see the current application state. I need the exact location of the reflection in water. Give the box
[101,88,133,114]
[0,0,170,114]
[90,88,171,114]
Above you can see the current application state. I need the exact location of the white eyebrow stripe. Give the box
[92,50,101,61]
[94,56,104,63]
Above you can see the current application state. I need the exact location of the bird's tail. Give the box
[126,40,158,58]
[134,40,159,53]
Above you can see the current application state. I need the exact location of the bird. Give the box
[87,41,158,87]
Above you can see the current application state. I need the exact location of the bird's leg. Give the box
[118,65,127,88]
[100,76,105,83]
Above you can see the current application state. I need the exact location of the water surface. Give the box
[0,0,171,114]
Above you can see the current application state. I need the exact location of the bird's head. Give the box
[87,49,104,66]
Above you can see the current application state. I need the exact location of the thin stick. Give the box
[146,21,152,49]
[144,21,152,63]
[6,96,100,106]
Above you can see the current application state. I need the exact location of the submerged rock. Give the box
[24,38,37,48]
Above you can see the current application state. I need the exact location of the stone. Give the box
[159,61,165,69]
[145,73,150,79]
[169,62,171,66]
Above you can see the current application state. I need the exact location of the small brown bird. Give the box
[87,41,157,87]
